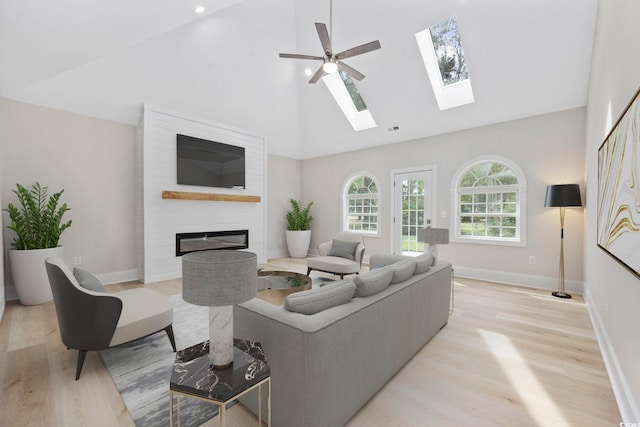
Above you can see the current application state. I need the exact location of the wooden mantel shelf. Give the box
[162,191,261,203]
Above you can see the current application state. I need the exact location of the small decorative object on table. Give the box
[169,339,270,427]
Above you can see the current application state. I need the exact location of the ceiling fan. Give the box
[279,1,381,84]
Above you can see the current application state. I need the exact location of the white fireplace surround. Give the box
[137,104,267,283]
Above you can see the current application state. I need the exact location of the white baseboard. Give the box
[96,269,139,285]
[585,290,640,423]
[452,265,584,294]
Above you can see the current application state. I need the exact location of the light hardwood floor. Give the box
[0,257,621,426]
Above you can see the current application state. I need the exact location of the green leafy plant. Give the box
[285,198,314,231]
[4,182,72,250]
[286,275,310,288]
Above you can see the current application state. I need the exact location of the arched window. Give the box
[343,173,380,234]
[451,157,527,246]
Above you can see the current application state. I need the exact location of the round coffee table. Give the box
[256,270,312,306]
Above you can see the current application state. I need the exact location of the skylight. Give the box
[322,71,376,131]
[416,16,474,110]
[340,71,368,112]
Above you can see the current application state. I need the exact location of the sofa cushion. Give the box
[353,266,393,297]
[73,267,106,292]
[389,259,416,284]
[328,239,360,260]
[284,280,356,315]
[413,253,434,274]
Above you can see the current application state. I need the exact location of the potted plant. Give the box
[285,198,313,258]
[4,182,72,305]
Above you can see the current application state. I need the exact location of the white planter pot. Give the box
[9,246,64,305]
[285,230,311,258]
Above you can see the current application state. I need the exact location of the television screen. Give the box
[176,134,245,189]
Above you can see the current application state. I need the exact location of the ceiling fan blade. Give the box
[308,66,326,84]
[337,61,366,81]
[279,53,324,60]
[315,23,333,56]
[335,40,381,60]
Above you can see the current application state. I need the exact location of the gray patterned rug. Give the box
[100,295,217,427]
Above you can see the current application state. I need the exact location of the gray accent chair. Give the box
[45,257,176,380]
[306,231,365,279]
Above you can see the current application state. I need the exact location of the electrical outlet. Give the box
[528,256,536,265]
[74,256,82,266]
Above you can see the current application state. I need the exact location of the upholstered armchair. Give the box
[44,257,176,380]
[306,231,365,279]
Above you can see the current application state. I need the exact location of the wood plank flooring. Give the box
[0,257,621,426]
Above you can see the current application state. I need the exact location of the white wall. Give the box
[1,97,138,295]
[139,105,266,283]
[584,0,640,421]
[267,154,303,259]
[2,0,302,159]
[302,108,586,292]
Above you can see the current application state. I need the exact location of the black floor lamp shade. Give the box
[545,184,582,207]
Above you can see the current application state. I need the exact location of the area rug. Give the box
[100,295,217,427]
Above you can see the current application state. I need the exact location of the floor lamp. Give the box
[544,184,582,299]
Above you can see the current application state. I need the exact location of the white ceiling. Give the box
[0,0,598,159]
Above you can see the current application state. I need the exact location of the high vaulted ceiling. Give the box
[0,0,597,159]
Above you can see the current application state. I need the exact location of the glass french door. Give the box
[393,169,434,256]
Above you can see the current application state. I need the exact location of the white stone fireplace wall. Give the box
[138,105,266,283]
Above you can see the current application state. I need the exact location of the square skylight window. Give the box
[416,16,474,110]
[340,71,368,112]
[322,71,376,131]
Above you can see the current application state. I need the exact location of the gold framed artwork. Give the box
[597,86,640,278]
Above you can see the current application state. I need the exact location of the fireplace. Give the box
[176,230,249,257]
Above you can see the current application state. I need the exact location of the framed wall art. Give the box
[597,86,640,278]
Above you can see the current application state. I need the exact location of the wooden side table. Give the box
[169,339,271,427]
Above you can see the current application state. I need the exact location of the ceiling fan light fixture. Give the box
[322,61,338,74]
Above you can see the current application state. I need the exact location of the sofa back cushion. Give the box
[413,253,434,274]
[353,266,393,297]
[389,259,417,284]
[284,280,356,315]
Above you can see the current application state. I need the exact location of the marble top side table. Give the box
[169,338,270,427]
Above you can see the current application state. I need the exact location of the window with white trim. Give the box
[452,158,526,245]
[343,174,380,234]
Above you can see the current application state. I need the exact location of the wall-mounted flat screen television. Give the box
[176,134,245,189]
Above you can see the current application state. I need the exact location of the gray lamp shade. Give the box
[418,227,450,245]
[182,250,257,306]
[545,184,582,207]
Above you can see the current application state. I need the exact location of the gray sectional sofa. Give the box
[234,254,452,427]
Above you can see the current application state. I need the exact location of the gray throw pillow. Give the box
[284,280,356,315]
[414,253,434,274]
[389,259,417,284]
[73,267,106,293]
[328,239,360,260]
[353,266,393,297]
